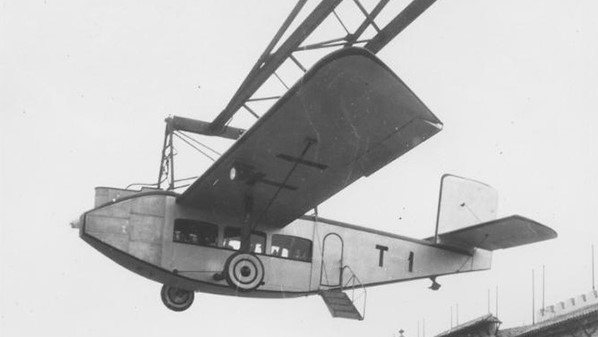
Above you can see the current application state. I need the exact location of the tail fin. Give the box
[432,174,557,250]
[433,174,499,241]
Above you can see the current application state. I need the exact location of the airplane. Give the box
[71,0,557,320]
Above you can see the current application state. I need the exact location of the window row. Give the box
[173,219,312,262]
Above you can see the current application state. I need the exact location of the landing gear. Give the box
[224,252,264,291]
[160,285,194,312]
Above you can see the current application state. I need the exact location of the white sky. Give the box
[1,1,597,336]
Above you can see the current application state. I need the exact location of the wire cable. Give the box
[175,131,221,156]
[173,132,216,162]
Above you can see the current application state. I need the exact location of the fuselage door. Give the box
[320,233,343,287]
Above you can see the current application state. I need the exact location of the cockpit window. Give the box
[173,219,218,247]
[270,234,312,262]
[223,227,266,254]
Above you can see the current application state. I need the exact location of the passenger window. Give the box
[173,219,218,247]
[223,227,266,254]
[270,235,312,262]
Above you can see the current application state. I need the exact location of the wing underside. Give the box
[178,47,442,228]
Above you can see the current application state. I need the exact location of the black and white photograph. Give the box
[1,1,597,336]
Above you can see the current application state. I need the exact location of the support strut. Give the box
[157,120,175,190]
[240,189,255,253]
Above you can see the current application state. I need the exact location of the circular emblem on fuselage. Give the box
[225,252,264,291]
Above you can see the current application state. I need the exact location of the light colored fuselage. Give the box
[79,187,492,298]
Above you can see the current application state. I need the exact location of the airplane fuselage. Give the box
[78,187,492,299]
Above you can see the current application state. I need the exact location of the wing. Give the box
[177,47,442,228]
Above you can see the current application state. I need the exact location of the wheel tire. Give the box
[160,285,194,312]
[224,252,264,292]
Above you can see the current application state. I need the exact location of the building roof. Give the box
[499,302,598,337]
[435,314,501,337]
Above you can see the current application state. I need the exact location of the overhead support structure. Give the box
[206,0,440,133]
[157,116,244,190]
[155,0,441,191]
[344,0,390,46]
[167,116,245,140]
[157,122,176,191]
[364,0,438,53]
[210,0,343,131]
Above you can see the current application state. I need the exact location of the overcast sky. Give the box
[2,1,597,336]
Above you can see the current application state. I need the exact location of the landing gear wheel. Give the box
[160,285,194,312]
[224,252,264,292]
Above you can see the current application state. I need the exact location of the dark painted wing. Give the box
[178,47,442,228]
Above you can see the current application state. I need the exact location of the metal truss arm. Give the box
[210,0,343,131]
[365,0,438,53]
[207,0,439,133]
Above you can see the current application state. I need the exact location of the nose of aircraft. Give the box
[70,216,82,229]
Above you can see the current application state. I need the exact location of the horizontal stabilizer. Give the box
[435,215,557,251]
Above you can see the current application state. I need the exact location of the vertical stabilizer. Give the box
[434,174,498,243]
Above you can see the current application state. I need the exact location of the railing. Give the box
[341,265,367,320]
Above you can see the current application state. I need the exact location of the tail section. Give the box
[432,174,557,250]
[436,215,557,251]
